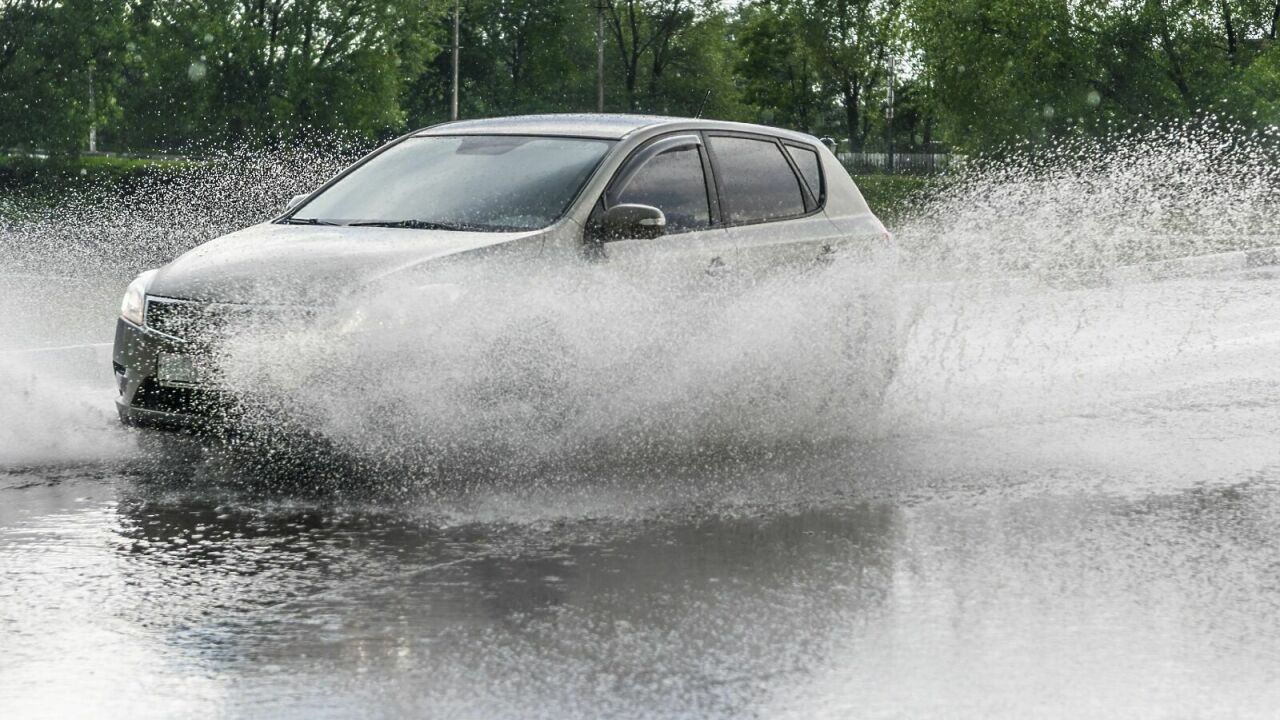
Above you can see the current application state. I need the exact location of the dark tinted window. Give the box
[786,145,823,201]
[709,136,806,223]
[616,147,710,232]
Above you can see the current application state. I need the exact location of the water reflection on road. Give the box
[3,457,1279,718]
[3,274,1280,718]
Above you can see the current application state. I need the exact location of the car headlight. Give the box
[120,269,159,326]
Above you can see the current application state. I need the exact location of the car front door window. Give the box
[614,146,711,234]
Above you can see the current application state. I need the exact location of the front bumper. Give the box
[113,318,222,430]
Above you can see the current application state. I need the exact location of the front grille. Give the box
[132,377,206,413]
[145,297,312,344]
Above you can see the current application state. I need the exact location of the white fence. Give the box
[838,152,956,175]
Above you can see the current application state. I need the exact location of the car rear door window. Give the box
[786,144,823,201]
[615,147,711,233]
[708,136,806,223]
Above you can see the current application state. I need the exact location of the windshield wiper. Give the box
[280,217,341,226]
[347,219,512,232]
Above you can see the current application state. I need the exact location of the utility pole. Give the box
[595,1,607,112]
[88,61,97,153]
[885,55,895,174]
[451,0,461,121]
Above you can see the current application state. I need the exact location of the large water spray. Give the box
[2,124,1277,497]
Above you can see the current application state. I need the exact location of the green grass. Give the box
[0,154,193,203]
[851,174,940,226]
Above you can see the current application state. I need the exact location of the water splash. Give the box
[0,350,126,467]
[208,258,903,488]
[2,124,1277,497]
[898,120,1280,278]
[0,140,362,279]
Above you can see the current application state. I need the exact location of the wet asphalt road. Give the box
[2,272,1280,719]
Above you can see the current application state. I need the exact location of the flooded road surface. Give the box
[3,272,1280,718]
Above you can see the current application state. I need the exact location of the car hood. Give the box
[147,223,543,305]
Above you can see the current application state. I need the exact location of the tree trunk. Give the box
[1148,0,1193,103]
[605,3,642,112]
[1221,0,1237,63]
[842,79,860,152]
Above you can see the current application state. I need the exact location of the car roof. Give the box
[413,113,821,144]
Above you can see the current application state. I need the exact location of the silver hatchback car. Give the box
[113,114,895,428]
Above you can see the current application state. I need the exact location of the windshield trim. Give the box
[277,134,616,233]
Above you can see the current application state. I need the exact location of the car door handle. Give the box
[705,256,732,277]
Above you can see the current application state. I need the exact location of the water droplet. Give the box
[1086,90,1101,107]
[1042,104,1056,119]
[188,61,207,82]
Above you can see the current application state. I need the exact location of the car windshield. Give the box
[287,135,614,232]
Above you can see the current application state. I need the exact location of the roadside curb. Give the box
[910,245,1280,294]
[1032,245,1280,289]
[1,343,114,384]
[1102,245,1280,284]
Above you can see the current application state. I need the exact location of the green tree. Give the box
[908,0,1102,151]
[734,2,826,132]
[601,0,742,115]
[105,0,446,149]
[0,0,127,153]
[735,0,901,150]
[909,0,1280,152]
[804,0,902,151]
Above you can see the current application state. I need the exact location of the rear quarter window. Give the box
[708,135,807,224]
[785,145,823,202]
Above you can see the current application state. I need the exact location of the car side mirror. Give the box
[601,203,666,242]
[284,193,308,211]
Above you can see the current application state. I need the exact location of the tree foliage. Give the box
[910,0,1280,151]
[2,0,1280,156]
[0,0,127,151]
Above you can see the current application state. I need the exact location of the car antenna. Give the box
[695,89,713,118]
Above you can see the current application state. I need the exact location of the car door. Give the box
[704,133,845,278]
[585,133,736,284]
